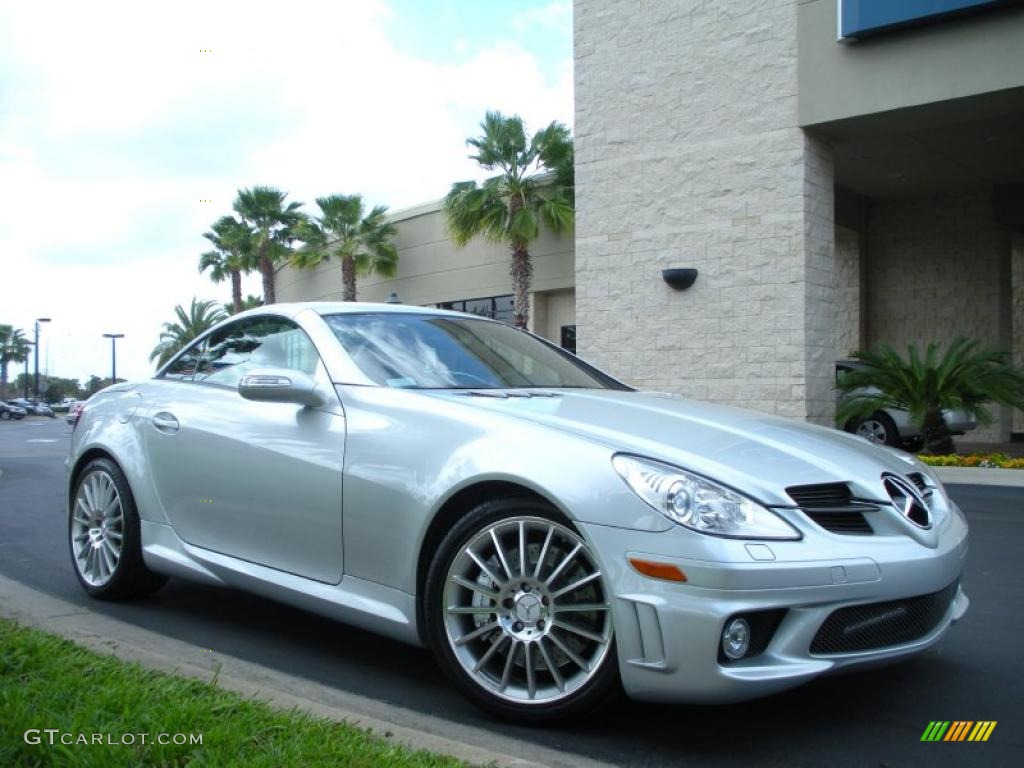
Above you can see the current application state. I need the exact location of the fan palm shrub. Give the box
[199,215,253,314]
[293,194,398,301]
[836,338,1024,454]
[232,187,305,304]
[0,325,29,398]
[444,111,574,328]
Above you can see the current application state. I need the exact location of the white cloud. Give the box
[514,1,573,36]
[0,0,572,384]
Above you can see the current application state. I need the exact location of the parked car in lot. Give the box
[7,398,55,417]
[68,303,969,721]
[836,361,977,449]
[66,400,85,425]
[0,402,26,420]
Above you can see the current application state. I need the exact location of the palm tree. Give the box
[444,111,574,328]
[199,215,253,314]
[0,325,29,398]
[232,186,305,305]
[148,298,227,367]
[222,294,264,315]
[836,338,1024,454]
[293,194,399,302]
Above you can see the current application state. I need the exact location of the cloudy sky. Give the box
[0,0,572,385]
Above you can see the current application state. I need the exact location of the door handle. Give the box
[152,412,180,434]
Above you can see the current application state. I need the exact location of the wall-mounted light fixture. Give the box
[662,268,698,291]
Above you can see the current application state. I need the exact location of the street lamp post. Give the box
[34,318,50,402]
[102,333,125,384]
[22,341,34,399]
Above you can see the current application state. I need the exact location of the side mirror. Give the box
[238,368,327,407]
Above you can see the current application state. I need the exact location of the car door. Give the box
[143,315,345,584]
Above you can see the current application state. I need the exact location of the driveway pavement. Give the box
[0,418,1021,766]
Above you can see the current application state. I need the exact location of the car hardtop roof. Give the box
[229,301,497,323]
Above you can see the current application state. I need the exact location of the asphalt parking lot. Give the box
[0,416,1021,766]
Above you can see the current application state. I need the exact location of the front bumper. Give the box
[579,502,969,703]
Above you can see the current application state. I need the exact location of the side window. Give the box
[195,316,321,389]
[160,337,206,381]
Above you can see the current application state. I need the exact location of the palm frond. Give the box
[149,298,227,365]
[443,111,575,274]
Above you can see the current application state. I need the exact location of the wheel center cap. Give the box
[514,593,543,623]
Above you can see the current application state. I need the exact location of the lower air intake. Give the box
[810,580,959,654]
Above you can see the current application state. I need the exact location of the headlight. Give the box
[612,455,800,540]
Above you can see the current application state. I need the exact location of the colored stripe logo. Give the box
[921,721,997,742]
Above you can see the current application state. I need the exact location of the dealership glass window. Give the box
[560,325,577,354]
[436,294,514,324]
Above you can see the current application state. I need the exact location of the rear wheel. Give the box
[424,498,618,722]
[69,458,168,599]
[852,411,900,447]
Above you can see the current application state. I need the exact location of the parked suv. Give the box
[836,361,977,449]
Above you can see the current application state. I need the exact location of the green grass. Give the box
[0,618,468,767]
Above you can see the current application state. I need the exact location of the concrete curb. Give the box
[0,575,612,768]
[932,466,1024,487]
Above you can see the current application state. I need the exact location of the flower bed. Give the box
[918,453,1024,469]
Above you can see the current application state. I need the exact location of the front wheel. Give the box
[424,499,618,722]
[69,458,168,599]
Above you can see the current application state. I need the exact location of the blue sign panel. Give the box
[839,0,1021,40]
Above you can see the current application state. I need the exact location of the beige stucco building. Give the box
[275,198,579,349]
[276,0,1024,443]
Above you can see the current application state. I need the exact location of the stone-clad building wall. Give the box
[867,192,1009,353]
[574,0,838,423]
[835,226,862,359]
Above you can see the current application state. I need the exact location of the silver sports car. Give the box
[67,303,969,721]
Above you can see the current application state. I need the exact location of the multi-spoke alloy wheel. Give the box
[427,501,617,719]
[71,469,125,586]
[68,457,167,599]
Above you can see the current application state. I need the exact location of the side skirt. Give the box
[140,521,422,647]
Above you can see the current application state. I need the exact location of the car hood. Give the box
[426,389,922,506]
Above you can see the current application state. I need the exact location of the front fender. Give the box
[69,387,169,526]
[338,386,671,595]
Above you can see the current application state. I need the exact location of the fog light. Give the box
[721,617,750,660]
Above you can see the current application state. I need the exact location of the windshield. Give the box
[323,313,628,390]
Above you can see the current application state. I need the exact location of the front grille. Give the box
[810,580,959,654]
[786,483,876,535]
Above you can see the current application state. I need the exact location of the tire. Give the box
[0,411,9,421]
[69,457,168,600]
[852,411,900,448]
[424,498,619,723]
